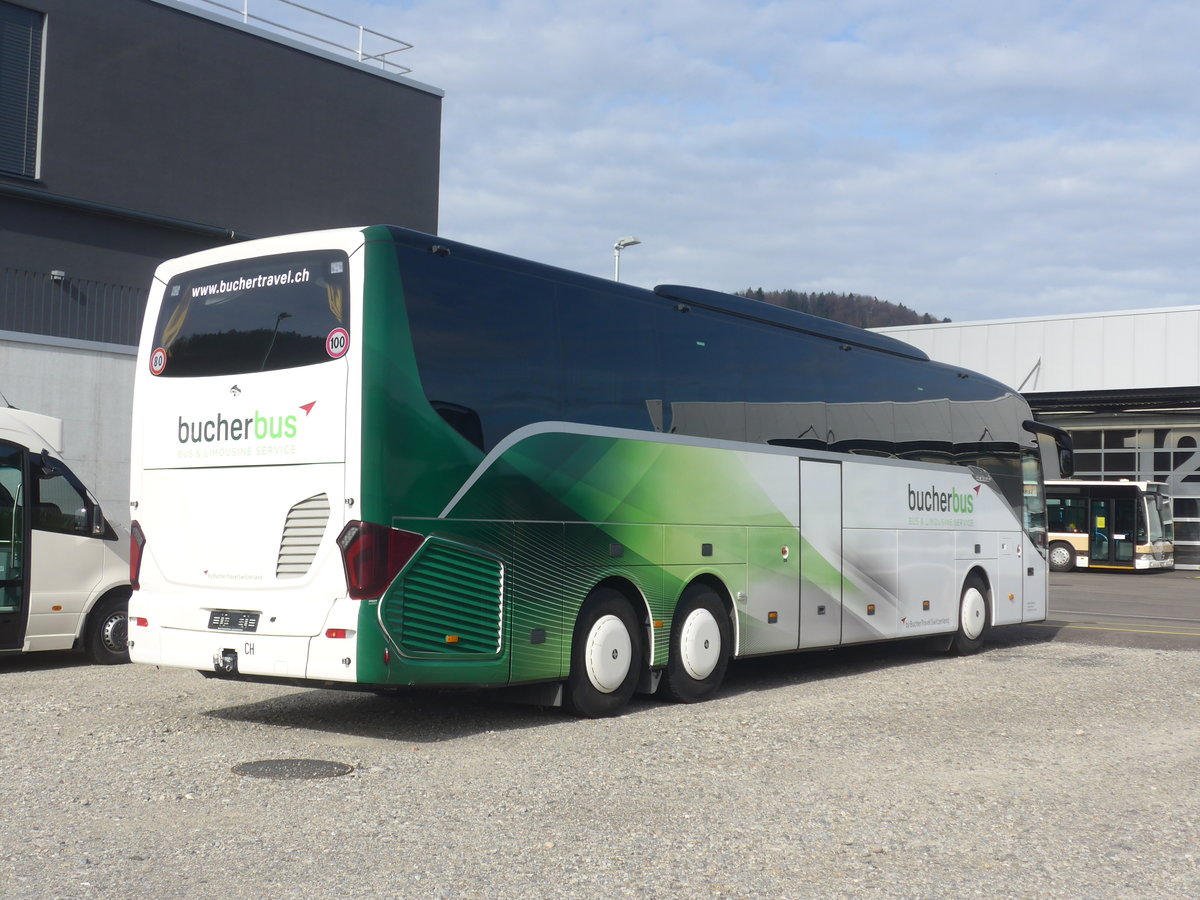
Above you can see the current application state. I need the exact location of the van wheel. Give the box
[85,593,130,665]
[1048,542,1075,572]
[660,584,730,703]
[950,575,989,655]
[564,588,643,718]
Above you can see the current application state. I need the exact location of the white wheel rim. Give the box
[1050,546,1070,567]
[679,608,721,681]
[584,614,632,694]
[960,587,987,640]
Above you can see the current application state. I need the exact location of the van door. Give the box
[27,455,103,647]
[0,443,29,651]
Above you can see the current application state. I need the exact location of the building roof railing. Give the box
[180,0,414,75]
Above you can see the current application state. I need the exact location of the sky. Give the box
[221,0,1200,323]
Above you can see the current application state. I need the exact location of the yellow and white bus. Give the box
[1046,480,1173,572]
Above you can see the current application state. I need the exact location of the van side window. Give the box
[31,457,91,537]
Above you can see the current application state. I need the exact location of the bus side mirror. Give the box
[89,504,105,537]
[1058,447,1074,478]
[1023,420,1074,479]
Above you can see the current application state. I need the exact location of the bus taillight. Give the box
[130,520,146,590]
[336,521,423,600]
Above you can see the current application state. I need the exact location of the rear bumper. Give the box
[127,620,357,682]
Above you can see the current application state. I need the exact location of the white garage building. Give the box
[877,306,1200,568]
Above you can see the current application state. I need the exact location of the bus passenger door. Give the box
[798,460,842,649]
[0,443,29,651]
[1090,497,1136,567]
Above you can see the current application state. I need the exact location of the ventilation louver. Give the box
[276,493,330,579]
[380,541,504,656]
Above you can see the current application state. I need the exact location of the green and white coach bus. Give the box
[128,226,1072,716]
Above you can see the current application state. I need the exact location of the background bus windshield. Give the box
[152,250,350,377]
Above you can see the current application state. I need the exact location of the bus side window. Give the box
[31,457,93,537]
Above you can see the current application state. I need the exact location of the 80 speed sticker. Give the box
[326,328,349,359]
[150,347,167,375]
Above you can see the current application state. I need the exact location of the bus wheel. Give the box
[660,584,730,703]
[951,575,990,655]
[1048,542,1075,572]
[564,589,643,718]
[85,593,130,665]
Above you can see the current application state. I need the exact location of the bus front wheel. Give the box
[660,584,730,703]
[1048,541,1075,572]
[950,575,990,655]
[564,589,643,718]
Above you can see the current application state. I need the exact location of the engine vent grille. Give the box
[380,541,503,656]
[276,493,330,579]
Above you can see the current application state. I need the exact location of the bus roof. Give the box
[379,226,930,362]
[653,284,929,361]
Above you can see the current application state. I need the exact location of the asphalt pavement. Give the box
[1006,569,1200,650]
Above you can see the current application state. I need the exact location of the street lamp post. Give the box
[613,236,641,281]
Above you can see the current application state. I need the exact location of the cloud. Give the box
[347,0,1200,321]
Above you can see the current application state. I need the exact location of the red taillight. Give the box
[133,617,148,627]
[336,521,422,600]
[130,520,146,590]
[326,628,348,639]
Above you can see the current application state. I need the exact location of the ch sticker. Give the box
[150,347,167,375]
[326,328,349,359]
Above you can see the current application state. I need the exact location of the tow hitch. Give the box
[214,648,238,674]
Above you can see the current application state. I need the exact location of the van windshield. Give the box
[152,250,350,377]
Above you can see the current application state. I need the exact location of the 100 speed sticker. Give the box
[326,328,349,358]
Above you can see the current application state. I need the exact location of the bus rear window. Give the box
[152,250,350,377]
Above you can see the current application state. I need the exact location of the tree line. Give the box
[736,288,950,328]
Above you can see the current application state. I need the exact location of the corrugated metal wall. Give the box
[878,307,1200,394]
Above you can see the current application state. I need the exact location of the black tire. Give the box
[950,574,990,655]
[1048,541,1075,573]
[660,584,731,703]
[564,588,643,718]
[84,592,130,665]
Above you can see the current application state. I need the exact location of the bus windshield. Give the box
[152,250,350,377]
[1144,493,1169,543]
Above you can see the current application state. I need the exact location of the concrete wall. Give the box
[1,333,135,530]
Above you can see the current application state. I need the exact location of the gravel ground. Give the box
[2,630,1198,899]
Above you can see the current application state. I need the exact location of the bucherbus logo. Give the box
[907,483,980,514]
[176,403,314,444]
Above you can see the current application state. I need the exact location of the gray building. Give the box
[1,0,442,523]
[878,307,1200,568]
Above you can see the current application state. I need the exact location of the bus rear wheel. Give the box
[85,593,130,665]
[564,589,643,718]
[1048,541,1075,572]
[950,575,990,655]
[660,584,730,703]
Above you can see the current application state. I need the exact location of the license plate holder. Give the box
[207,610,260,632]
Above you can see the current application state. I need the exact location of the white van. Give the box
[0,407,131,663]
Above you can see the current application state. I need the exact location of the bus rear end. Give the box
[129,229,365,683]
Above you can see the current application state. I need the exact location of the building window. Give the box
[0,1,43,179]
